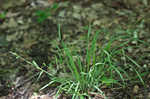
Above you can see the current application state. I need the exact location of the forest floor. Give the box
[0,0,150,99]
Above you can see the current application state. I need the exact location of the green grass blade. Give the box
[40,81,55,91]
[126,55,141,68]
[62,43,80,81]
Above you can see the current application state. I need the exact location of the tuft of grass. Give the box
[11,24,147,98]
[32,25,123,98]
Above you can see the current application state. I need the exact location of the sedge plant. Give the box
[10,24,146,98]
[38,25,126,98]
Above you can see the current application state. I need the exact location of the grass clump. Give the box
[11,25,146,99]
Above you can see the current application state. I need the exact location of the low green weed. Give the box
[35,3,59,23]
[11,25,146,98]
[0,12,6,21]
[0,12,6,19]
